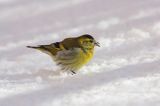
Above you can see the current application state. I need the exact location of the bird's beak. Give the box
[94,41,100,47]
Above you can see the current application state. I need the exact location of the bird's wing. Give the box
[61,37,80,49]
[27,37,81,56]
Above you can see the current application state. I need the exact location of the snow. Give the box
[0,0,160,106]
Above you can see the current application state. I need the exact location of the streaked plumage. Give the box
[27,34,99,74]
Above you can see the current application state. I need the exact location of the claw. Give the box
[71,71,76,75]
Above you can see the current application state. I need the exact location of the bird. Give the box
[27,34,100,74]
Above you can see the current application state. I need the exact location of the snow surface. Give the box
[0,0,160,106]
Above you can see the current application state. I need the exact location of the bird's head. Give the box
[77,34,100,51]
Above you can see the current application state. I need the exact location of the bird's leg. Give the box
[71,70,76,75]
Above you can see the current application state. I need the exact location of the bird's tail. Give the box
[26,46,40,49]
[27,45,58,56]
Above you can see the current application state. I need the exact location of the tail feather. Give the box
[27,45,58,55]
[27,45,50,51]
[26,46,40,49]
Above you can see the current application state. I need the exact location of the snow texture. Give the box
[0,0,160,106]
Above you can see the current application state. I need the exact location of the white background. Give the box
[0,0,160,106]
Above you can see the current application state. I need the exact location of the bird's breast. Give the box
[55,48,94,71]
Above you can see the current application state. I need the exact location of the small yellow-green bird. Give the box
[27,34,100,74]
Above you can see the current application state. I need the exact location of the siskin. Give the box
[27,34,100,74]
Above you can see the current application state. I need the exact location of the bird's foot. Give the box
[71,71,76,75]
